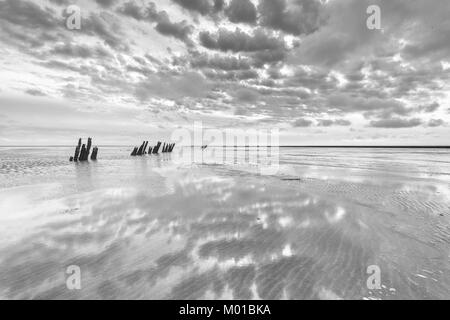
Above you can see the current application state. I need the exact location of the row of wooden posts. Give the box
[69,138,176,162]
[130,141,175,156]
[70,138,98,162]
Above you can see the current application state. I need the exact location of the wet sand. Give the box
[0,147,449,299]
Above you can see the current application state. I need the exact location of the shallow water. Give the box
[0,147,449,299]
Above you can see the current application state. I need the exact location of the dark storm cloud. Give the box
[369,118,423,129]
[258,0,325,35]
[226,0,257,24]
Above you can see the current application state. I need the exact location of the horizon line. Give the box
[1,145,449,148]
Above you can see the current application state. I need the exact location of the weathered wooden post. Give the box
[73,138,81,162]
[80,144,87,162]
[131,147,138,156]
[144,141,149,154]
[91,146,98,160]
[70,138,98,161]
[152,142,161,154]
[137,142,143,156]
[84,137,92,161]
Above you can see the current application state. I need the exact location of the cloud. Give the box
[327,94,412,119]
[226,0,257,24]
[155,12,193,45]
[293,118,313,127]
[134,71,213,101]
[171,0,223,16]
[317,119,351,127]
[417,102,440,113]
[117,1,147,20]
[428,119,445,127]
[189,53,252,71]
[369,118,422,128]
[233,88,260,104]
[49,42,112,59]
[95,0,117,8]
[82,13,129,51]
[198,28,287,66]
[25,89,47,97]
[258,0,325,35]
[117,2,193,45]
[200,28,284,53]
[0,0,58,30]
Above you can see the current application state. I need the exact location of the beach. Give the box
[0,147,449,299]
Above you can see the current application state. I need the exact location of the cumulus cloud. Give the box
[317,119,352,127]
[293,118,314,127]
[25,89,47,96]
[189,53,252,71]
[0,0,58,29]
[369,118,423,129]
[258,0,325,36]
[226,0,257,24]
[171,0,223,16]
[417,102,440,113]
[95,0,117,8]
[428,119,445,127]
[118,2,193,45]
[200,28,283,53]
[155,12,193,45]
[199,28,287,66]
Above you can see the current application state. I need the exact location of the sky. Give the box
[0,0,449,146]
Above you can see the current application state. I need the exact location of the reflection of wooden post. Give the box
[148,146,152,154]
